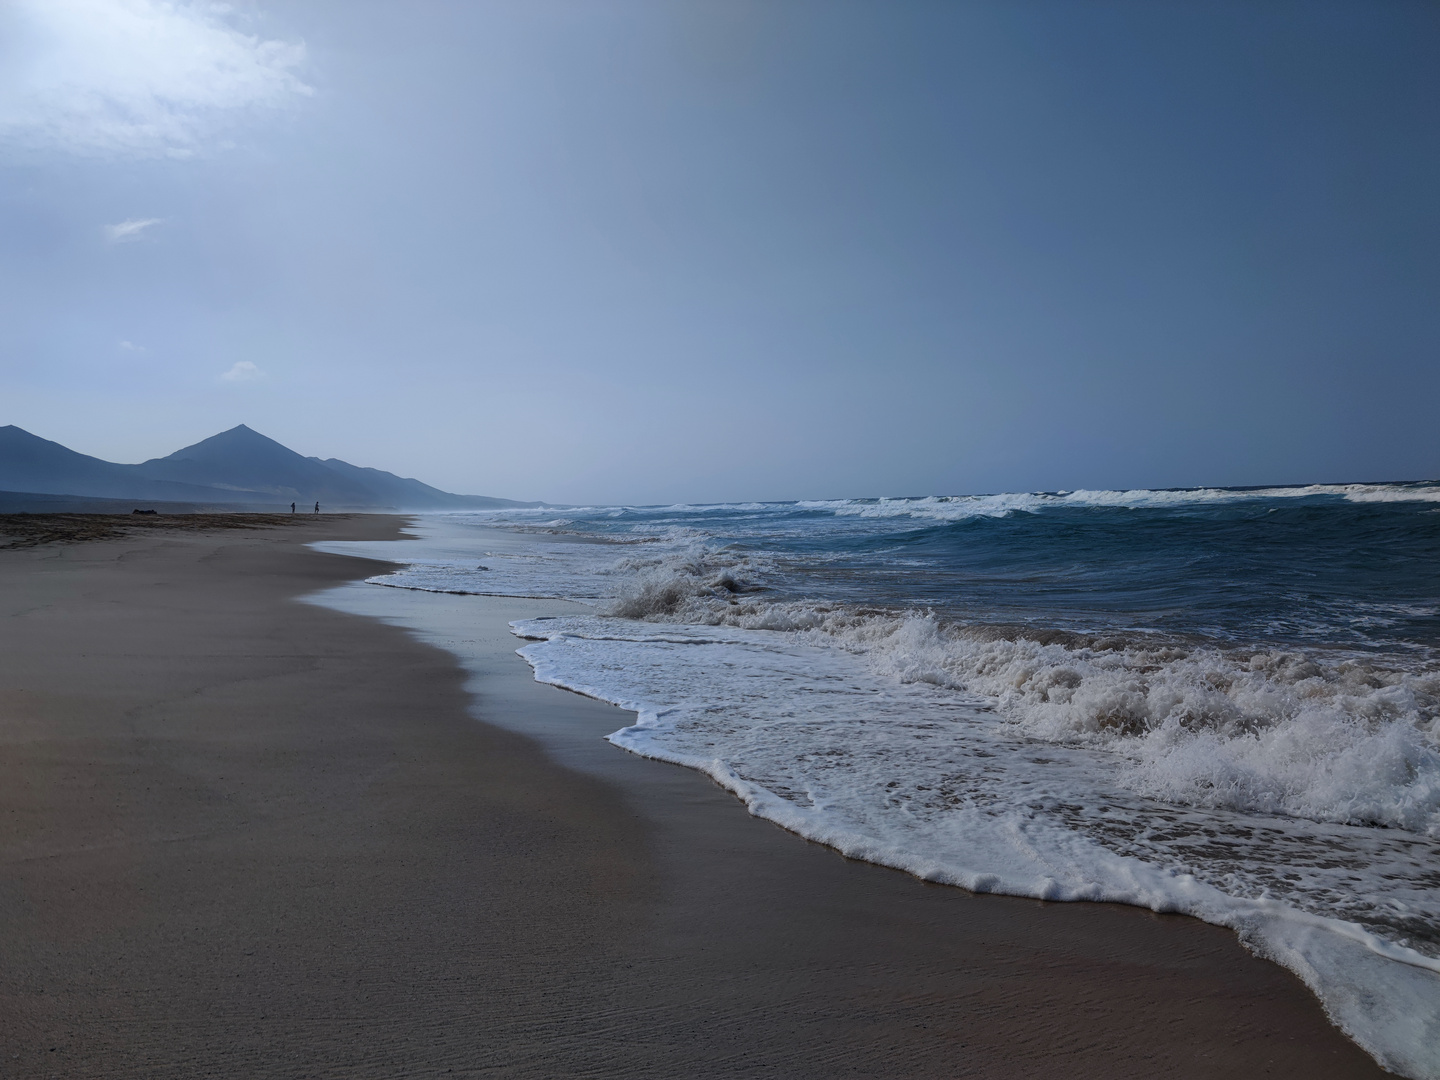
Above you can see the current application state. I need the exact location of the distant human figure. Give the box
[291,502,296,514]
[314,501,320,515]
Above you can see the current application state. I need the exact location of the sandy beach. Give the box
[0,516,1388,1078]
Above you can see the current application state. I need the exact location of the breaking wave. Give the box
[600,549,1440,835]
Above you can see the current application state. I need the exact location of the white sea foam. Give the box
[831,616,1440,833]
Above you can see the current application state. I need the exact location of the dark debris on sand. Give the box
[0,513,313,550]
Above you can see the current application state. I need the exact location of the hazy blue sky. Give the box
[1,0,1436,504]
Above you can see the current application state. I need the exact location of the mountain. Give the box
[0,425,271,504]
[139,425,397,506]
[0,424,542,510]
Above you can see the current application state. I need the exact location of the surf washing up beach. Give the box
[314,483,1440,1078]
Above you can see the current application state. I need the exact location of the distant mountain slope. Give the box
[0,424,542,510]
[0,426,272,503]
[313,456,529,510]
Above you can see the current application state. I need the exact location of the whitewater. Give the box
[315,482,1440,1078]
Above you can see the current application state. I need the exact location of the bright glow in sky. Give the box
[1,0,1437,503]
[0,0,309,157]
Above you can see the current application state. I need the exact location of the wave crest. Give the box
[602,547,767,619]
[797,482,1440,522]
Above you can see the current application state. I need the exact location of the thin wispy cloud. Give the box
[219,360,265,383]
[105,218,163,243]
[118,339,146,352]
[0,0,311,158]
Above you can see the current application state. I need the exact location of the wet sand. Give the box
[0,517,1389,1077]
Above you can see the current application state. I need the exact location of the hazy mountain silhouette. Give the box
[139,426,397,505]
[0,424,541,510]
[0,426,250,504]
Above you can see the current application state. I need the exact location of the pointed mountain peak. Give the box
[210,423,268,441]
[164,424,296,461]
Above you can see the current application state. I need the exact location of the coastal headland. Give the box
[0,515,1388,1077]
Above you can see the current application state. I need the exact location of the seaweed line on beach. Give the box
[0,513,317,549]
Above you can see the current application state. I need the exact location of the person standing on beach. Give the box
[291,502,295,514]
[314,501,320,514]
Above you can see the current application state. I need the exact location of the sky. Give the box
[0,0,1436,504]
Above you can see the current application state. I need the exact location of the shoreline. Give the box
[0,516,1389,1077]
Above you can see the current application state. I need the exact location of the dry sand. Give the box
[0,516,1389,1077]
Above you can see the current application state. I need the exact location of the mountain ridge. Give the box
[0,424,542,510]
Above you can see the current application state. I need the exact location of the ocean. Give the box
[314,482,1440,1078]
